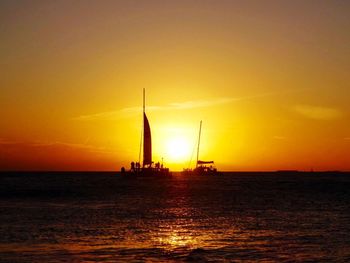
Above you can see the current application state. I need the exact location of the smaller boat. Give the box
[182,121,220,175]
[121,89,171,176]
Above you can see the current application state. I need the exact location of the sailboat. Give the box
[121,89,171,176]
[182,120,219,175]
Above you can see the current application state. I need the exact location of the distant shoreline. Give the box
[0,170,349,175]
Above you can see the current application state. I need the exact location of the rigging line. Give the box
[138,126,142,165]
[196,120,202,168]
[188,139,196,169]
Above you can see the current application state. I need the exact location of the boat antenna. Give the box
[196,120,202,168]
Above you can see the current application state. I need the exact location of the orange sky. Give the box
[1,1,349,171]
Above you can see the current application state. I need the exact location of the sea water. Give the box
[0,172,349,262]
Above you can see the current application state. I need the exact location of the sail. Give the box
[143,112,152,166]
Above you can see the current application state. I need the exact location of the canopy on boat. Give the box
[197,160,214,165]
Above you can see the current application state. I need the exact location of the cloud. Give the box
[74,88,309,121]
[0,138,19,145]
[168,97,237,109]
[273,136,286,140]
[74,97,238,121]
[293,105,342,120]
[33,141,117,154]
[0,138,114,154]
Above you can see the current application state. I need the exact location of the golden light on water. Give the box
[157,226,198,249]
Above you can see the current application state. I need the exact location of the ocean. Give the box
[0,172,349,262]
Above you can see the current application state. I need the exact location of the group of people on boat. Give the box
[121,161,170,175]
[129,161,164,172]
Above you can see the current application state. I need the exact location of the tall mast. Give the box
[139,89,145,165]
[143,88,145,113]
[141,88,145,165]
[196,120,202,168]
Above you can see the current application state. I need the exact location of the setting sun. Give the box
[165,136,192,163]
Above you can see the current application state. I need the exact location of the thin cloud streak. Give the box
[74,97,239,121]
[293,105,342,120]
[273,136,286,140]
[0,138,19,145]
[0,139,115,155]
[73,88,308,121]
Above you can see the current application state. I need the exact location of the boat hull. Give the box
[182,167,221,176]
[121,167,171,176]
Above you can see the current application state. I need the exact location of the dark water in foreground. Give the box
[0,172,350,262]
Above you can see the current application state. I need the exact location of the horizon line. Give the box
[0,170,349,173]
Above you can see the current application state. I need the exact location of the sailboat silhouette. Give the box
[182,121,220,175]
[121,89,171,176]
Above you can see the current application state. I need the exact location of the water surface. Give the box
[0,172,349,262]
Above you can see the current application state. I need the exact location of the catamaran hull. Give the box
[121,168,171,177]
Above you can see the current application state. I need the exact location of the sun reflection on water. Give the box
[156,225,198,249]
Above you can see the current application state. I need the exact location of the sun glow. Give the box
[165,136,192,162]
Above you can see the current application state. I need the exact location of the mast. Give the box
[143,88,145,114]
[142,88,145,166]
[138,88,145,165]
[196,120,202,168]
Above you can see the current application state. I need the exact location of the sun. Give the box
[165,136,192,162]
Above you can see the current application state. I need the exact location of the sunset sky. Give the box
[1,0,349,171]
